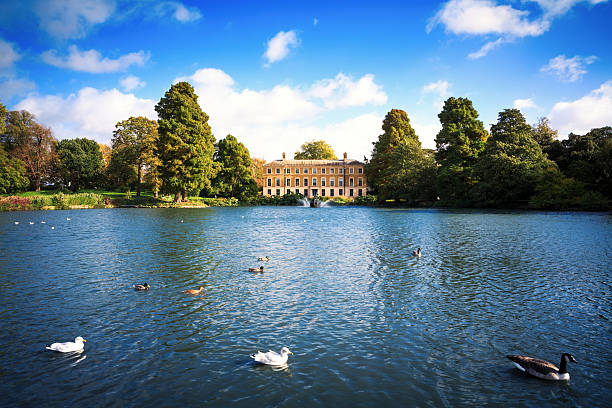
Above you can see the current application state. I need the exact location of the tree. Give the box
[0,101,7,134]
[378,138,437,203]
[531,117,558,156]
[434,97,489,205]
[366,109,418,194]
[294,140,337,160]
[210,134,258,200]
[0,145,29,194]
[56,138,104,191]
[250,157,267,192]
[2,110,58,191]
[474,109,553,206]
[155,82,216,202]
[110,117,158,196]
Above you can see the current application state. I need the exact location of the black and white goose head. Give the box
[507,353,577,381]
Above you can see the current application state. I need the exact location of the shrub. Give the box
[354,194,377,205]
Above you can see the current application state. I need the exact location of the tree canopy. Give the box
[0,145,29,194]
[110,116,158,196]
[434,97,488,205]
[366,109,418,193]
[155,82,216,201]
[294,140,337,160]
[210,134,258,200]
[56,138,104,191]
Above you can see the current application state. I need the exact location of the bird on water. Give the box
[46,336,86,352]
[506,353,577,380]
[251,347,293,366]
[184,286,204,294]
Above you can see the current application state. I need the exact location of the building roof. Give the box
[265,159,363,166]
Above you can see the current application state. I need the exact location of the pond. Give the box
[0,207,610,407]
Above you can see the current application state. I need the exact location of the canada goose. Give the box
[184,286,204,295]
[251,347,293,366]
[46,336,86,352]
[412,248,421,257]
[506,353,577,380]
[134,283,150,291]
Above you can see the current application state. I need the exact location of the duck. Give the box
[46,336,86,352]
[14,222,19,225]
[250,347,293,366]
[248,266,264,273]
[506,353,577,380]
[184,286,204,295]
[412,248,421,257]
[134,283,150,291]
[257,256,270,262]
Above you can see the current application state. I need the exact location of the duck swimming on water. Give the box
[184,286,204,295]
[249,266,264,273]
[506,353,577,380]
[134,283,150,291]
[412,248,421,257]
[257,256,270,262]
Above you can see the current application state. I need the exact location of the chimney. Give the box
[282,152,286,160]
[343,152,347,160]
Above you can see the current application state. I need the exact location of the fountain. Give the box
[297,197,333,207]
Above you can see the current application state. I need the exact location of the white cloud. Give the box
[531,0,608,18]
[419,80,450,108]
[309,73,388,109]
[154,1,202,22]
[468,37,504,59]
[15,87,156,144]
[42,45,149,73]
[0,78,36,100]
[412,121,441,150]
[264,30,299,65]
[513,98,538,110]
[540,54,597,82]
[427,0,548,37]
[0,38,20,69]
[177,68,388,160]
[120,75,146,92]
[548,81,612,137]
[33,0,115,39]
[313,17,319,26]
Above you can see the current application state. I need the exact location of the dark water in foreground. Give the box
[0,207,610,407]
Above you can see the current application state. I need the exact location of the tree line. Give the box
[365,98,611,210]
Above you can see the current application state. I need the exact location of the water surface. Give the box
[0,207,610,407]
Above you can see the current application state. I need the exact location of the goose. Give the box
[248,266,264,273]
[412,248,421,257]
[184,286,204,295]
[250,347,293,366]
[46,336,86,352]
[134,283,150,291]
[506,353,577,380]
[257,256,270,262]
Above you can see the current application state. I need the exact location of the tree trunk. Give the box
[137,165,142,197]
[181,190,186,202]
[173,191,181,202]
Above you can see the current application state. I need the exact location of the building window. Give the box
[267,178,271,186]
[276,189,281,196]
[295,178,300,187]
[286,168,291,174]
[267,168,271,174]
[276,168,280,174]
[339,179,343,186]
[349,167,354,174]
[358,167,363,174]
[276,178,280,186]
[330,168,335,174]
[321,168,326,174]
[286,178,291,186]
[339,189,343,196]
[312,168,317,174]
[267,189,271,195]
[304,178,308,187]
[358,189,363,196]
[312,178,317,186]
[321,177,326,186]
[322,189,326,196]
[349,178,354,187]
[349,189,354,197]
[304,168,308,174]
[312,189,318,196]
[304,189,308,196]
[295,168,300,174]
[330,189,335,197]
[330,178,335,186]
[358,178,363,186]
[339,168,343,174]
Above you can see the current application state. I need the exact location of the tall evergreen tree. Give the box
[434,97,488,205]
[366,109,418,194]
[155,82,215,202]
[475,109,553,206]
[210,134,257,200]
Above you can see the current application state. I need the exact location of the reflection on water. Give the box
[0,207,610,407]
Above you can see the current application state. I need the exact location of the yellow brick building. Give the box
[263,152,367,198]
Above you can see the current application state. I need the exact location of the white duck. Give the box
[46,336,86,352]
[250,347,293,366]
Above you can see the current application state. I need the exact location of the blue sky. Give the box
[1,0,610,161]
